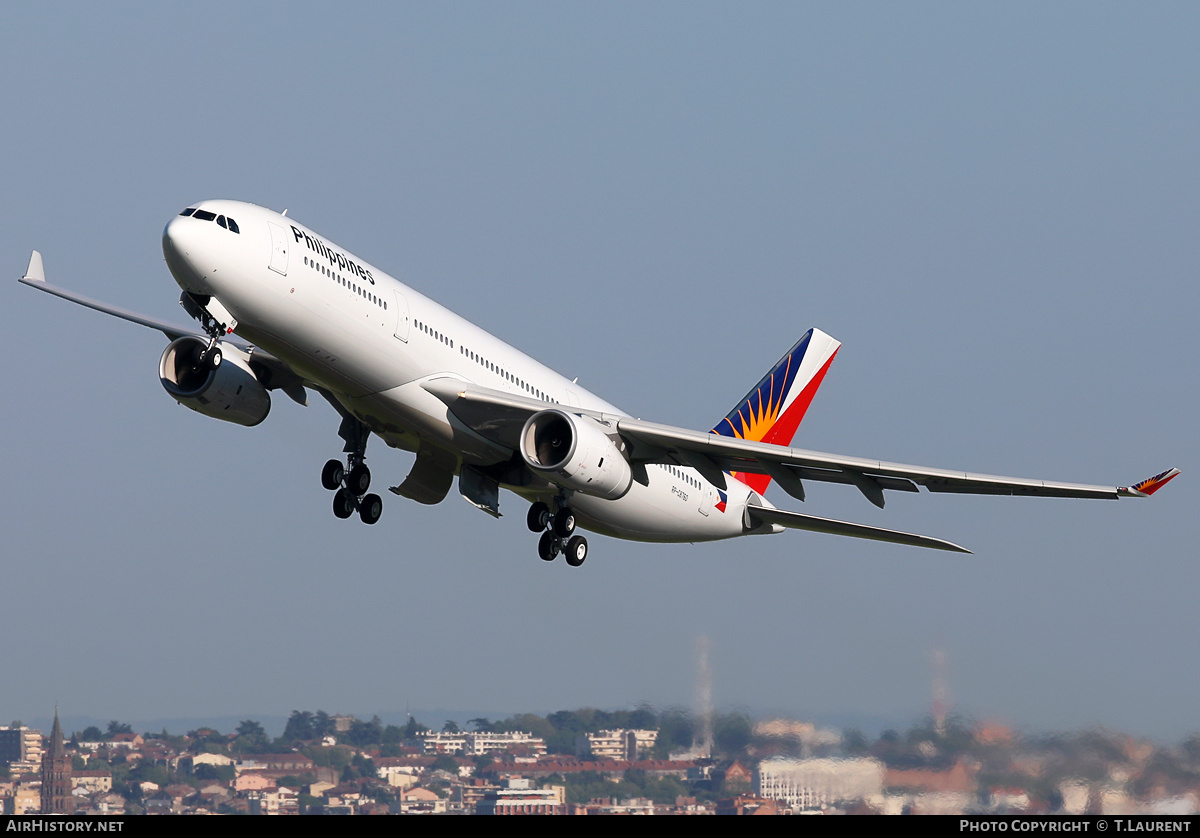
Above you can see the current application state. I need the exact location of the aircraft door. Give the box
[393,290,411,342]
[267,222,290,276]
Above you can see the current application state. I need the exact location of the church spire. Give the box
[40,708,73,814]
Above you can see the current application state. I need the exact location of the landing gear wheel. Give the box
[321,459,345,491]
[346,463,371,495]
[565,535,588,567]
[538,531,559,561]
[553,506,576,538]
[332,488,355,519]
[359,493,382,525]
[527,502,551,533]
[206,347,222,370]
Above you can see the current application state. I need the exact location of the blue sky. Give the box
[1,3,1195,740]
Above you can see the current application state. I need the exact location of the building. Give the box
[40,711,73,815]
[0,725,43,773]
[755,757,883,810]
[476,778,564,815]
[419,731,546,757]
[581,729,659,761]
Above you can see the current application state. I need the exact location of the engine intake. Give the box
[159,336,270,427]
[520,409,632,500]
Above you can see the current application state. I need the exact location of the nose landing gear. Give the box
[528,500,587,567]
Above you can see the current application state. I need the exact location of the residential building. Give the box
[581,729,658,761]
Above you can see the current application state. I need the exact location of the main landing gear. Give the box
[320,413,381,525]
[528,501,587,567]
[323,458,382,525]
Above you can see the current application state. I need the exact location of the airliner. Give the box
[19,200,1178,566]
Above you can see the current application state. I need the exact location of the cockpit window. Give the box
[182,207,239,233]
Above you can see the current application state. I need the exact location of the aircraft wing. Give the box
[422,378,1178,509]
[615,416,1178,507]
[21,251,203,342]
[20,250,309,403]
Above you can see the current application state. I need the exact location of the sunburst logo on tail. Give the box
[711,329,841,495]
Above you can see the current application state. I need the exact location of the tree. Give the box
[302,745,353,773]
[468,717,494,733]
[194,764,235,783]
[284,711,315,742]
[79,726,104,742]
[442,720,460,734]
[346,716,383,747]
[106,720,133,739]
[237,719,266,739]
[842,728,870,756]
[430,754,459,775]
[655,707,694,756]
[351,752,377,780]
[713,711,752,757]
[234,720,269,753]
[313,711,335,739]
[628,703,657,731]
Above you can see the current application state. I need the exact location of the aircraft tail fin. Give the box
[710,328,841,494]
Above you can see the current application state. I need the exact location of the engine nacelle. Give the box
[159,336,271,427]
[520,409,632,500]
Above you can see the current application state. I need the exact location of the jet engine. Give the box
[159,336,271,427]
[520,409,632,500]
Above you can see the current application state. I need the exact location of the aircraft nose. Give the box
[162,214,191,262]
[162,213,206,290]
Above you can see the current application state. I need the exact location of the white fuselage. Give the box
[162,200,757,543]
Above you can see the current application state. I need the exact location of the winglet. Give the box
[23,250,45,283]
[1119,467,1181,497]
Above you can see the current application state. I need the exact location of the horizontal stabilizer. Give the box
[746,504,971,554]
